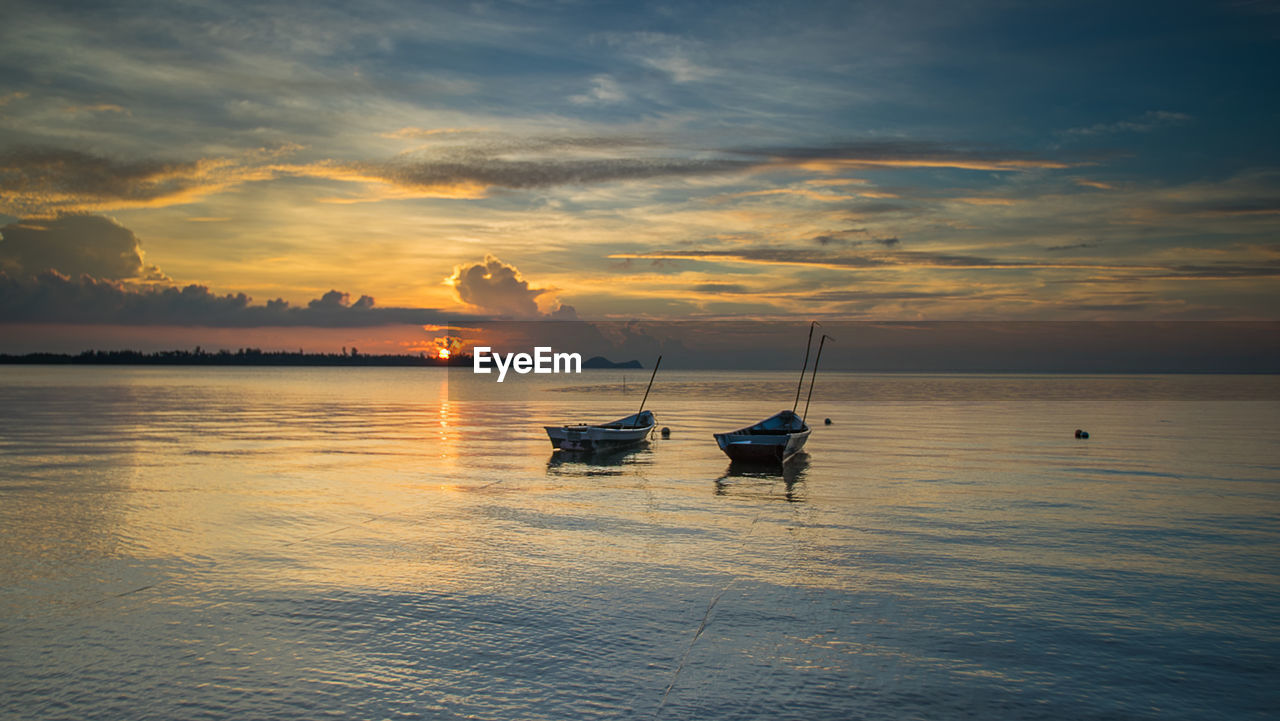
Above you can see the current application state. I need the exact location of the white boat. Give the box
[714,409,810,463]
[545,410,656,453]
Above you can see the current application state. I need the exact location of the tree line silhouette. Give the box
[0,348,473,366]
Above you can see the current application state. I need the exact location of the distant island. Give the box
[0,349,644,368]
[581,356,643,369]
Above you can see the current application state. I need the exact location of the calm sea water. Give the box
[1,367,1278,720]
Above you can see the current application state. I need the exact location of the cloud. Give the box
[810,230,899,249]
[953,197,1017,206]
[570,75,627,105]
[813,234,856,247]
[381,127,480,140]
[0,271,462,327]
[448,254,567,318]
[547,304,579,320]
[746,141,1073,172]
[1147,262,1280,280]
[1075,179,1115,190]
[616,246,1280,285]
[803,288,986,302]
[1065,110,1192,137]
[0,146,271,215]
[718,188,855,203]
[0,92,29,108]
[692,282,751,294]
[63,104,131,116]
[309,289,374,310]
[610,248,1157,272]
[294,137,1071,202]
[1161,198,1280,217]
[0,214,165,280]
[614,248,893,270]
[599,32,716,84]
[1,138,1076,213]
[341,150,748,199]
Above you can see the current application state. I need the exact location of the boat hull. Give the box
[545,411,655,453]
[713,410,811,463]
[715,428,810,462]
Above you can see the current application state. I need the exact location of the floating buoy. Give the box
[824,418,832,425]
[1075,429,1089,439]
[660,427,670,438]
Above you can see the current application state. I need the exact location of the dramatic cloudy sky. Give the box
[1,0,1277,351]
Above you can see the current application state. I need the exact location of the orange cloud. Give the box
[381,127,482,139]
[1075,179,1115,190]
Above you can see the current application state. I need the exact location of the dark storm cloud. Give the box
[0,271,460,327]
[0,214,165,279]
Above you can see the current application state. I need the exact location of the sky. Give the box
[1,0,1278,354]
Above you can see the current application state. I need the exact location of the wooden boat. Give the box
[713,323,832,464]
[545,355,662,454]
[545,410,656,453]
[714,409,810,463]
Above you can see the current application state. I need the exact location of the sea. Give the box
[1,366,1277,721]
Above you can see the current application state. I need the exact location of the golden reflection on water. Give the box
[2,368,1278,720]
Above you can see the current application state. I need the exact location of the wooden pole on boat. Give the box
[802,335,833,425]
[632,355,662,427]
[792,321,820,413]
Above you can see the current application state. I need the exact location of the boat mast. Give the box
[801,334,833,425]
[631,355,662,427]
[792,321,820,414]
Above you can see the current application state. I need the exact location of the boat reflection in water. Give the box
[715,452,810,502]
[545,441,654,475]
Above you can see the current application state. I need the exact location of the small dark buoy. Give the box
[660,427,670,438]
[1075,429,1089,439]
[824,418,832,425]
